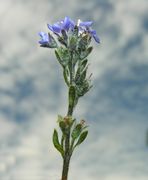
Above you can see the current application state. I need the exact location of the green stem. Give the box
[61,128,71,180]
[61,51,74,180]
[67,51,75,117]
[61,153,71,180]
[61,98,73,180]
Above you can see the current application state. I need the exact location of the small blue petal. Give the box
[62,16,71,31]
[47,17,75,34]
[38,32,45,37]
[47,23,61,33]
[47,24,53,31]
[93,34,100,43]
[38,40,47,45]
[79,21,93,27]
[38,32,49,44]
[90,30,100,43]
[52,24,61,33]
[62,16,75,31]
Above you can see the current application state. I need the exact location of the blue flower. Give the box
[38,32,50,45]
[62,16,75,31]
[38,32,57,48]
[77,19,100,43]
[47,16,75,33]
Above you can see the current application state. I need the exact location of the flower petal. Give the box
[90,30,100,43]
[62,16,75,31]
[47,24,53,31]
[47,23,61,33]
[79,21,93,27]
[52,23,61,33]
[62,16,71,31]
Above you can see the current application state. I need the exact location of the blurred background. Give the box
[0,0,148,179]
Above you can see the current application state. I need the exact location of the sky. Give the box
[0,0,148,180]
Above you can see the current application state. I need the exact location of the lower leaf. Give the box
[53,129,64,157]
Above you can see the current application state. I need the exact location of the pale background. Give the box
[0,0,148,180]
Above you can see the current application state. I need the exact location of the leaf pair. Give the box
[71,122,88,150]
[53,116,88,158]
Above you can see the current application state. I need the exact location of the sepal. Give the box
[48,33,58,48]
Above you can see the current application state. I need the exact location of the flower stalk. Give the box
[38,16,100,180]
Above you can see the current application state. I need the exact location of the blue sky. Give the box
[0,0,148,179]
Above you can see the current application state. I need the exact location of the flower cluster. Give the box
[38,16,100,47]
[38,17,100,108]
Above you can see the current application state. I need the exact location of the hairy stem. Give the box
[61,128,71,180]
[61,51,75,180]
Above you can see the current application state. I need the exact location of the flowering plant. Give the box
[38,16,100,180]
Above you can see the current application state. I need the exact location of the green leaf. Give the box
[71,124,82,140]
[74,130,88,147]
[69,36,77,50]
[80,68,87,82]
[52,129,64,157]
[87,46,93,53]
[58,36,67,47]
[61,29,68,41]
[70,118,76,128]
[75,67,81,82]
[80,47,93,60]
[75,60,87,84]
[78,34,91,50]
[59,121,67,134]
[76,79,92,97]
[57,115,63,122]
[63,67,70,86]
[55,48,70,67]
[55,50,63,67]
[48,33,58,48]
[81,59,88,70]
